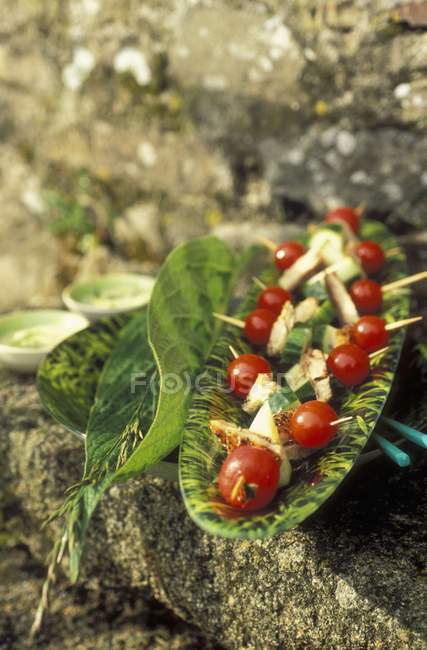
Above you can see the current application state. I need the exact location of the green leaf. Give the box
[179,220,411,539]
[114,236,241,481]
[356,415,368,435]
[41,308,159,583]
[37,314,131,436]
[84,308,159,479]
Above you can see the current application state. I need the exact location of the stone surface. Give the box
[1,366,426,650]
[1,0,427,647]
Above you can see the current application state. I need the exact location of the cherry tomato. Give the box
[327,343,370,387]
[355,240,386,275]
[350,278,383,314]
[351,316,389,353]
[325,206,360,234]
[227,353,272,399]
[290,400,338,448]
[257,286,291,316]
[218,446,280,511]
[244,309,276,346]
[274,241,305,271]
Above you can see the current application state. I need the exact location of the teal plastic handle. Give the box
[373,434,411,468]
[380,417,427,450]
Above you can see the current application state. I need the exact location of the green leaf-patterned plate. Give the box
[179,220,411,539]
[37,314,131,438]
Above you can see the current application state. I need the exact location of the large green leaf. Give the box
[114,236,241,481]
[179,220,410,539]
[63,308,160,580]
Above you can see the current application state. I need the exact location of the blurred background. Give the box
[1,0,427,313]
[1,1,427,649]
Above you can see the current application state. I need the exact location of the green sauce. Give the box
[1,325,68,349]
[84,286,147,309]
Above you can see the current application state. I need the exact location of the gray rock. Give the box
[0,369,425,649]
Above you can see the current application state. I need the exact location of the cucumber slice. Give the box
[285,363,316,402]
[268,386,300,416]
[309,225,345,266]
[281,326,312,366]
[307,256,362,287]
[279,455,292,487]
[249,401,280,444]
[312,324,339,354]
[313,324,350,353]
[302,281,328,301]
[311,299,336,326]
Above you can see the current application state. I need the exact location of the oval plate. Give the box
[179,220,410,539]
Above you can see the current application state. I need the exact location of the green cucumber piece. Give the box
[309,225,345,266]
[311,300,336,326]
[302,281,328,301]
[268,386,300,415]
[285,363,316,402]
[281,326,312,367]
[307,256,361,287]
[312,324,340,354]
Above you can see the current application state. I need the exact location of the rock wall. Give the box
[1,0,427,311]
[1,368,426,649]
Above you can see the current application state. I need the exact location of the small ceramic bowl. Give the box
[0,310,89,373]
[62,273,156,322]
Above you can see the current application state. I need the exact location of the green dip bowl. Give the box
[62,273,155,322]
[0,310,88,373]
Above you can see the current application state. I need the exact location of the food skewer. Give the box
[351,271,427,314]
[209,209,425,517]
[381,270,427,293]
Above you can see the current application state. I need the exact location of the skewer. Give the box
[257,237,277,252]
[229,345,239,360]
[213,313,245,328]
[253,277,267,290]
[330,416,353,426]
[355,202,366,216]
[385,315,423,332]
[385,247,402,258]
[369,346,389,360]
[382,270,427,293]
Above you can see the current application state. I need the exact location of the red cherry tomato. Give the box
[218,446,280,511]
[350,278,383,314]
[257,286,291,316]
[274,241,305,271]
[290,400,338,448]
[351,316,389,353]
[227,353,272,399]
[327,343,370,387]
[325,206,360,234]
[355,241,386,275]
[244,309,276,346]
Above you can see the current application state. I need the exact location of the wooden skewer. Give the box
[385,247,402,258]
[213,312,245,328]
[369,346,389,360]
[382,270,427,293]
[385,316,423,332]
[257,236,277,252]
[355,202,367,216]
[253,277,267,290]
[229,345,239,359]
[330,416,354,426]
